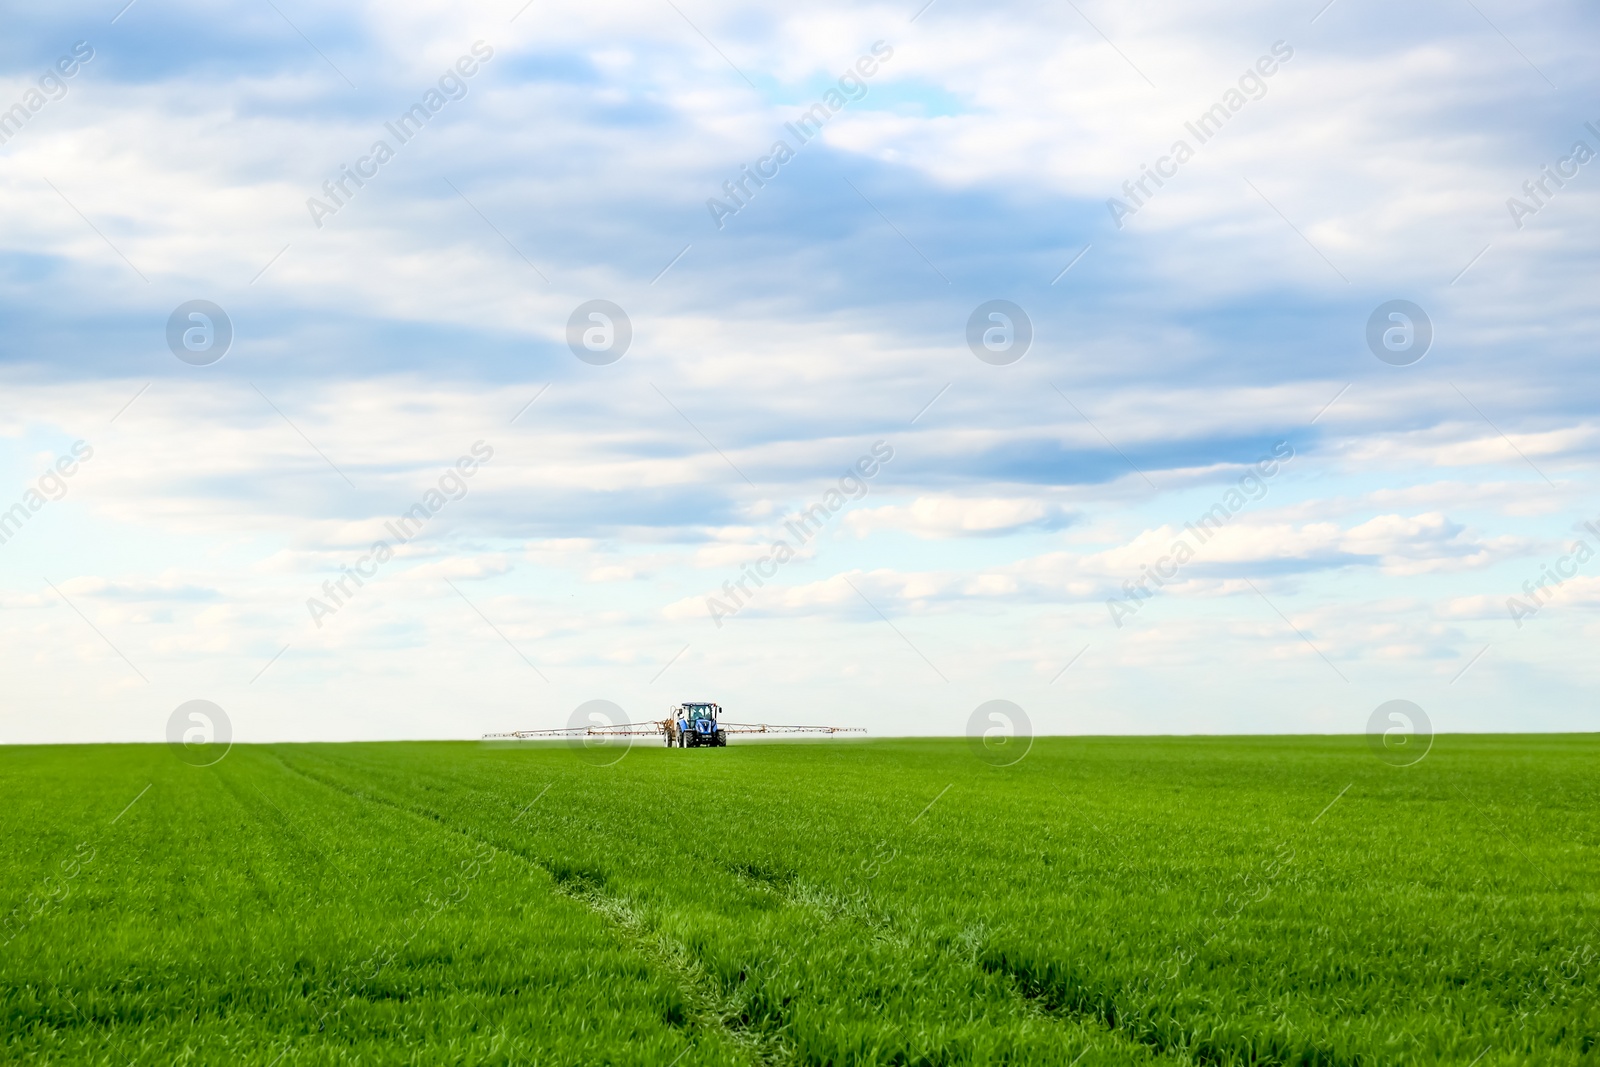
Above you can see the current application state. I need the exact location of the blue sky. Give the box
[1,0,1598,744]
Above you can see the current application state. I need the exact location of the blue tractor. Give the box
[668,702,726,747]
[483,704,864,746]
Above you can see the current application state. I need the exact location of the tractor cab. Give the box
[670,702,726,748]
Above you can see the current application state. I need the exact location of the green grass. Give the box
[2,736,1596,1065]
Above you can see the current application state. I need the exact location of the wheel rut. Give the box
[263,749,793,1067]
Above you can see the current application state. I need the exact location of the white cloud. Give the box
[845,495,1062,538]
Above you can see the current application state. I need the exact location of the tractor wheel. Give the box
[716,731,726,747]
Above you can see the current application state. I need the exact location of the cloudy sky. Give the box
[2,0,1597,745]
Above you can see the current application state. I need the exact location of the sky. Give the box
[1,0,1597,746]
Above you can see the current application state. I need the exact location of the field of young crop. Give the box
[2,735,1596,1065]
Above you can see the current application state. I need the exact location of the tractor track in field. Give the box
[264,752,1159,1066]
[722,863,1153,1064]
[726,864,907,947]
[262,749,794,1067]
[978,952,1352,1067]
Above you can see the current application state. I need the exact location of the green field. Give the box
[2,736,1596,1065]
